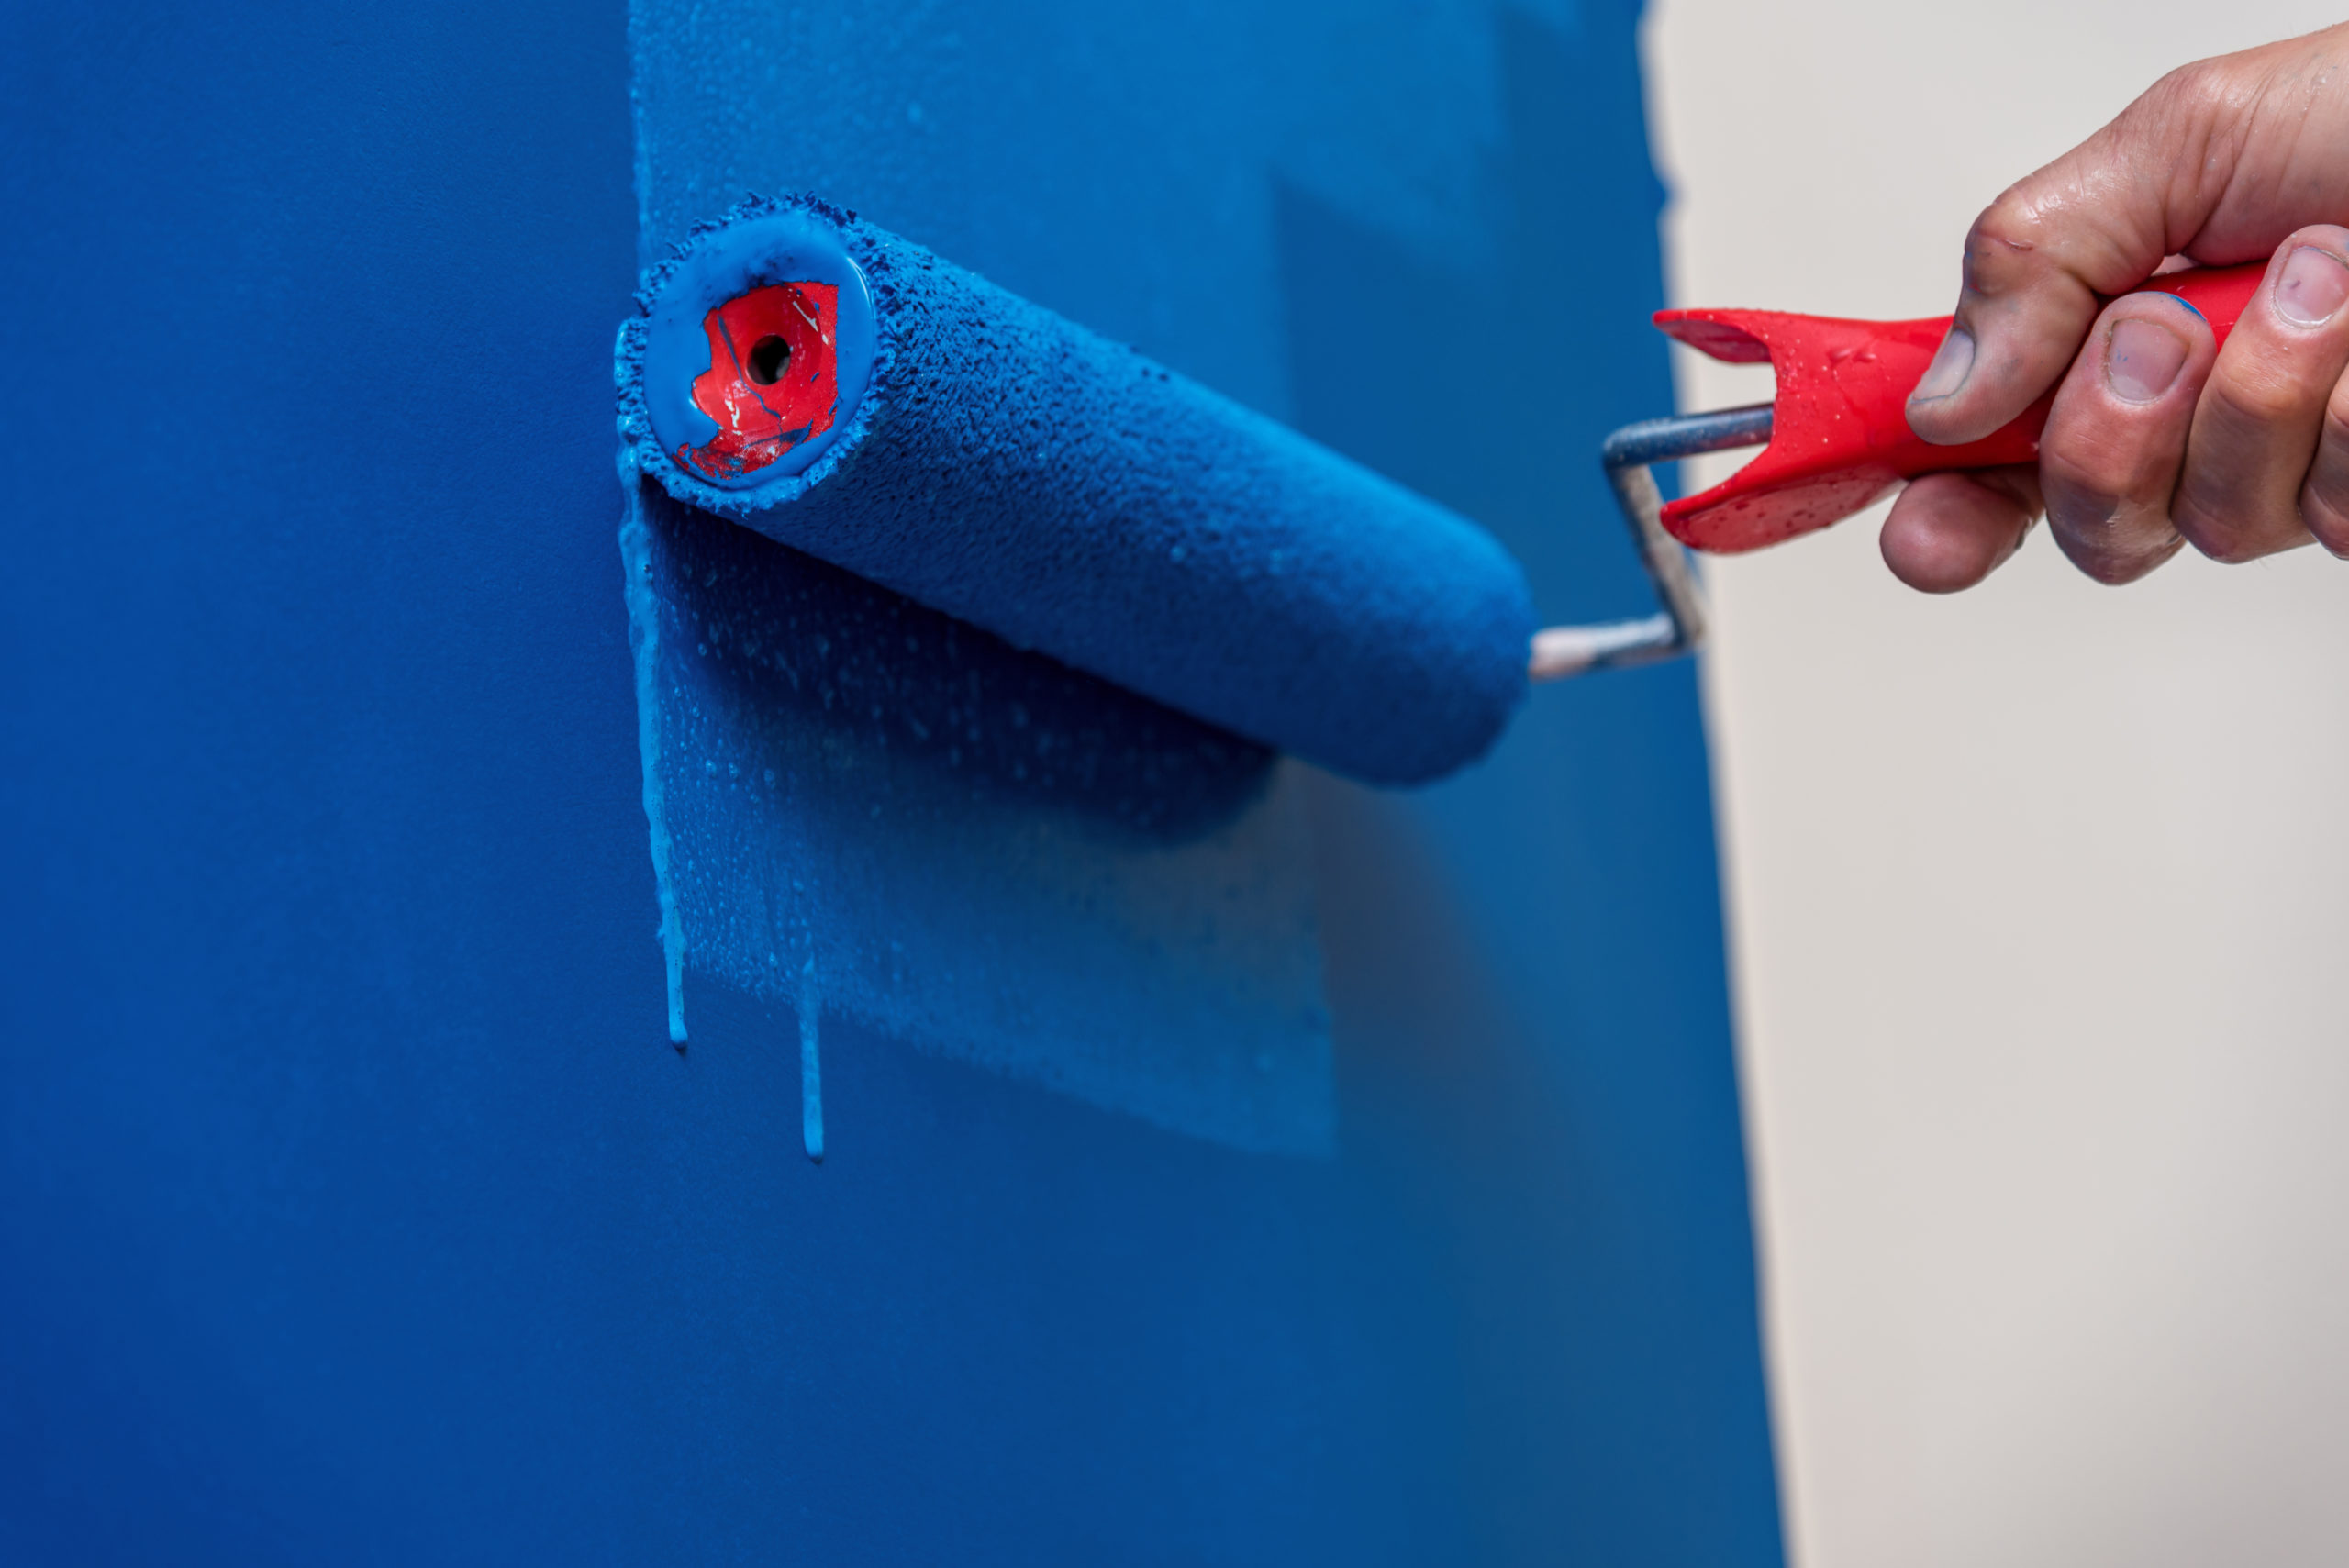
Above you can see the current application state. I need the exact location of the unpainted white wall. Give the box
[1646,5,2349,1564]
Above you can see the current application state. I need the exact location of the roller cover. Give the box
[616,195,1536,786]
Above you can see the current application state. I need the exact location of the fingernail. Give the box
[1911,328,1975,402]
[2104,317,2188,403]
[2275,245,2349,327]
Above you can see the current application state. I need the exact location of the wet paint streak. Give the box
[618,453,688,1046]
[799,959,823,1162]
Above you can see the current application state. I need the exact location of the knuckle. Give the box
[2301,489,2349,556]
[2139,60,2227,118]
[2170,494,2230,555]
[2112,60,2247,213]
[2207,366,2309,430]
[1967,195,2038,251]
[2041,453,2125,518]
[2172,495,2281,564]
[2132,57,2254,143]
[2041,421,2161,511]
[2073,549,2151,585]
[2181,525,2264,564]
[2052,524,2169,585]
[2043,474,2166,583]
[2303,408,2349,555]
[1962,199,2047,295]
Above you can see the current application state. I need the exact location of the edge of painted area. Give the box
[619,194,889,510]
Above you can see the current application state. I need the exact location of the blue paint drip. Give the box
[627,487,1334,1155]
[619,399,1330,1148]
[799,959,823,1162]
[618,451,688,1046]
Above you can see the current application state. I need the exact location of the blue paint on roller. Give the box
[618,195,1538,786]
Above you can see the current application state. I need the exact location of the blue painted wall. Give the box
[0,1,1782,1562]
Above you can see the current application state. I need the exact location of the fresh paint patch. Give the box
[618,464,1333,1157]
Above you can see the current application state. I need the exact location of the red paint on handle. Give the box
[677,281,842,481]
[1657,261,2266,553]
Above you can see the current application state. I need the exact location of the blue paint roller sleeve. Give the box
[617,195,1536,786]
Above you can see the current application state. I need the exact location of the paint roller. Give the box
[617,195,1698,787]
[622,196,2255,785]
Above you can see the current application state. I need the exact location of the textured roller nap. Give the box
[618,195,1536,785]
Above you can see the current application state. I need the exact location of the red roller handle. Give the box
[1655,262,2267,553]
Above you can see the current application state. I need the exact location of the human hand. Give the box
[1881,25,2349,592]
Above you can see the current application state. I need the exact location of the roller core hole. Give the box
[679,280,841,480]
[746,335,791,384]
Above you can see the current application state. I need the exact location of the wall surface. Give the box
[1649,4,2349,1565]
[1,2,1780,1562]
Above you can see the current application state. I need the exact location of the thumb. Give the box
[1906,56,2288,446]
